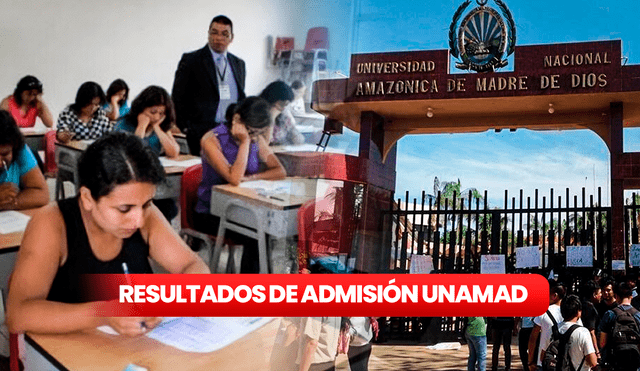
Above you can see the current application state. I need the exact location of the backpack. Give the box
[609,306,640,370]
[542,311,585,371]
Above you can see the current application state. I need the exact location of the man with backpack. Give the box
[529,283,567,371]
[553,295,598,371]
[598,282,640,371]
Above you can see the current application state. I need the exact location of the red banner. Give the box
[87,274,549,317]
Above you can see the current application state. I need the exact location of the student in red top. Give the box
[1,76,54,128]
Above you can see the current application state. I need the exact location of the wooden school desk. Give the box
[20,127,47,154]
[24,318,279,371]
[0,208,39,301]
[54,140,199,199]
[0,209,38,251]
[209,178,318,274]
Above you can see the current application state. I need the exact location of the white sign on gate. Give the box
[566,245,594,267]
[480,254,506,274]
[516,246,541,268]
[410,255,434,274]
[630,244,640,267]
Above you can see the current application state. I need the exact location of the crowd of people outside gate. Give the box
[508,274,640,371]
[457,273,640,371]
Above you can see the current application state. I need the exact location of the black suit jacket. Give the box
[172,45,246,152]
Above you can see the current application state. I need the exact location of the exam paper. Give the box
[159,157,202,168]
[146,317,272,353]
[0,211,31,234]
[240,180,292,196]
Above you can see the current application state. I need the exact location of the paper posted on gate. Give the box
[515,246,541,268]
[630,244,640,267]
[480,254,506,274]
[410,255,434,274]
[566,245,593,267]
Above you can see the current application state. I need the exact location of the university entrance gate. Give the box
[304,0,640,344]
[312,38,640,277]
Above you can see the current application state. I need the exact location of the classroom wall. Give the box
[0,0,345,123]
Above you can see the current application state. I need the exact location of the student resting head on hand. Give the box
[116,85,179,158]
[7,132,209,337]
[104,78,130,122]
[0,75,54,128]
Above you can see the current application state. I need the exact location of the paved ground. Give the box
[335,343,524,371]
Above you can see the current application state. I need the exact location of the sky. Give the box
[335,0,640,207]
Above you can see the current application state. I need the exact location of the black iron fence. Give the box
[385,187,612,274]
[377,187,640,343]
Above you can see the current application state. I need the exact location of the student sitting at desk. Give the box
[116,86,180,158]
[103,78,130,123]
[6,132,209,336]
[195,96,286,272]
[0,75,54,128]
[0,111,49,210]
[56,81,112,143]
[116,85,180,221]
[259,81,304,146]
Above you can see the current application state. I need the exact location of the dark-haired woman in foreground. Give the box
[0,111,48,210]
[7,132,209,336]
[56,81,112,143]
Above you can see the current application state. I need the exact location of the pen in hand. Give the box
[122,262,147,331]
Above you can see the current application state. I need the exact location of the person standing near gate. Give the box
[490,316,515,371]
[466,316,487,371]
[528,283,566,371]
[172,15,246,155]
[598,282,640,371]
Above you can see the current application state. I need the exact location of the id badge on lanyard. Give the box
[219,84,231,100]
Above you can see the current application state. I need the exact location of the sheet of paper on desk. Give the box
[145,317,272,353]
[20,127,38,134]
[272,144,319,152]
[240,180,292,195]
[0,211,31,234]
[159,157,201,168]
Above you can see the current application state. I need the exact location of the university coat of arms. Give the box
[449,0,516,72]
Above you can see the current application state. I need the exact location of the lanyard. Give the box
[216,56,228,82]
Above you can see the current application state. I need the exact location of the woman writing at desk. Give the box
[195,96,286,272]
[7,132,209,336]
[56,81,112,143]
[0,111,49,210]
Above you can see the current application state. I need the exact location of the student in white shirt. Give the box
[558,295,598,371]
[529,283,570,370]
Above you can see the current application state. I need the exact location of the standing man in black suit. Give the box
[172,15,246,155]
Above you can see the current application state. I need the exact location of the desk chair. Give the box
[297,199,340,273]
[179,164,243,273]
[43,131,57,175]
[214,199,268,273]
[54,144,77,200]
[298,189,360,273]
